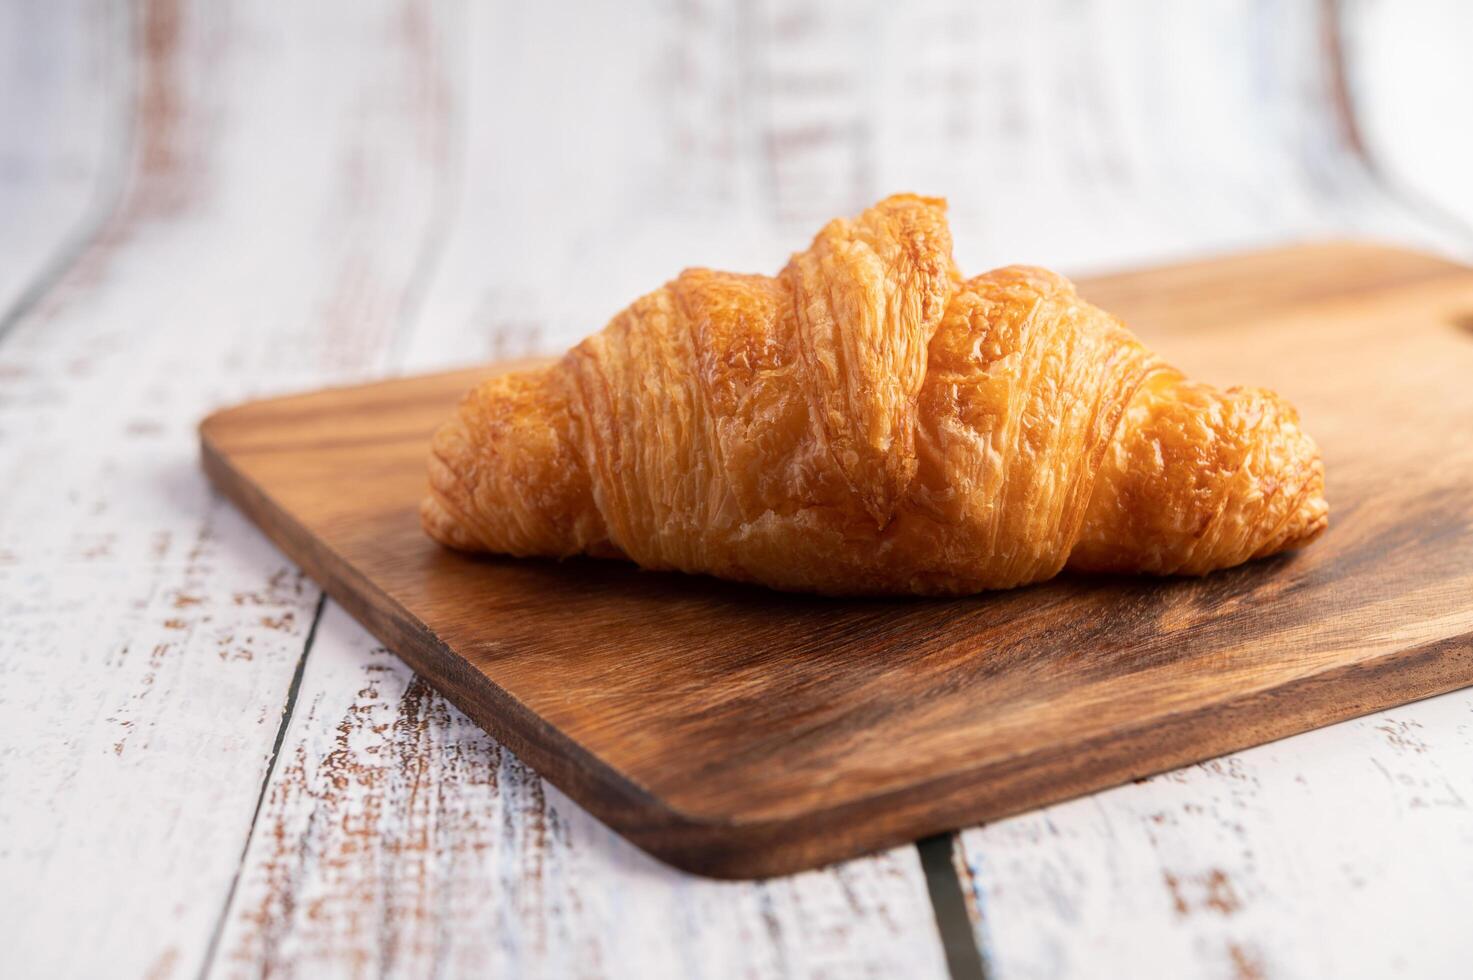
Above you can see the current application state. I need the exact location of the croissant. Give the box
[422,195,1327,596]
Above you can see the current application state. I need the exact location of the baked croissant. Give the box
[423,195,1327,595]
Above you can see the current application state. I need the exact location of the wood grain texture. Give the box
[0,2,948,974]
[8,0,1473,974]
[209,602,948,980]
[0,0,127,322]
[1341,0,1473,238]
[0,0,460,975]
[202,242,1473,878]
[399,0,1472,379]
[955,687,1473,979]
[190,3,956,971]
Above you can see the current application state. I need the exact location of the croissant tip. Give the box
[1292,499,1331,548]
[420,493,484,553]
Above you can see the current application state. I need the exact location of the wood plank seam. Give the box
[14,1,1473,972]
[0,0,134,345]
[196,4,956,965]
[0,6,366,971]
[0,2,602,974]
[195,593,326,980]
[918,834,989,980]
[193,37,484,980]
[2,1,954,972]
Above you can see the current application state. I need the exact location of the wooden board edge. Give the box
[197,420,692,838]
[1075,237,1471,294]
[199,416,830,877]
[197,353,1473,878]
[196,359,553,427]
[200,409,989,876]
[805,629,1473,858]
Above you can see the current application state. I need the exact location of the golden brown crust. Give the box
[422,195,1328,595]
[422,370,612,559]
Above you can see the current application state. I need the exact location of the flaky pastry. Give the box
[423,195,1327,595]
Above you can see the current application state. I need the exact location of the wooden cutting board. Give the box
[201,243,1473,878]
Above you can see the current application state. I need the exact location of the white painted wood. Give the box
[210,3,951,975]
[0,0,128,320]
[401,0,793,369]
[407,0,1470,377]
[396,8,1473,978]
[956,691,1473,979]
[209,604,948,980]
[1341,0,1473,233]
[0,0,456,976]
[949,5,1473,977]
[4,0,1472,977]
[863,0,1468,272]
[0,2,949,978]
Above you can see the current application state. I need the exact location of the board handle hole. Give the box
[1453,311,1473,337]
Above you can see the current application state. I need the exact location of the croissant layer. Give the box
[423,195,1327,595]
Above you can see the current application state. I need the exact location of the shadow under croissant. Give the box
[425,537,1328,693]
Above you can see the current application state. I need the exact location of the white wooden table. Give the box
[3,2,1471,978]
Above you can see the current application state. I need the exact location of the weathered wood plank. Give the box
[0,0,128,322]
[0,0,455,975]
[1340,0,1473,236]
[888,0,1467,273]
[951,3,1473,976]
[6,0,1471,975]
[211,604,949,979]
[956,691,1473,979]
[209,1,953,972]
[405,0,1471,383]
[256,0,1473,972]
